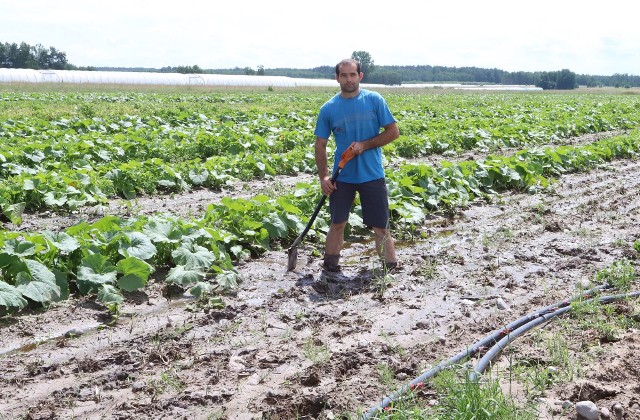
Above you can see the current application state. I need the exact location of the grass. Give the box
[378,331,407,357]
[595,259,636,291]
[374,366,536,419]
[416,256,439,282]
[434,368,513,419]
[371,272,394,299]
[303,336,331,365]
[147,367,185,402]
[377,362,397,391]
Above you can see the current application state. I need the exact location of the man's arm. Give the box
[315,137,337,196]
[350,122,400,155]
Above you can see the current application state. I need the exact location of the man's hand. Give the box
[346,141,364,157]
[320,175,336,196]
[350,123,400,153]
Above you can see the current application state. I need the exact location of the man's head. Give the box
[335,59,363,96]
[335,59,361,77]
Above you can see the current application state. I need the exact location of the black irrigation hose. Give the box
[361,285,640,419]
[471,290,640,380]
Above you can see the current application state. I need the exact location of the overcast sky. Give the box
[2,0,638,76]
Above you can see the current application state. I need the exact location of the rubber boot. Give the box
[322,254,341,272]
[382,260,398,274]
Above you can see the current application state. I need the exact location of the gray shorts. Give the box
[329,178,389,228]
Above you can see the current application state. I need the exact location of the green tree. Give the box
[0,41,68,69]
[535,69,576,90]
[351,51,375,81]
[174,65,203,74]
[369,70,402,85]
[536,71,556,89]
[556,69,576,89]
[34,45,68,70]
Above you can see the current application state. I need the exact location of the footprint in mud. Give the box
[308,269,373,297]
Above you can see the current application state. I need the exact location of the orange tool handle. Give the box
[338,144,357,169]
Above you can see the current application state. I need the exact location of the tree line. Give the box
[231,50,640,89]
[212,63,640,90]
[1,41,69,70]
[3,42,639,89]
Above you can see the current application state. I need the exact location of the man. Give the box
[314,58,400,273]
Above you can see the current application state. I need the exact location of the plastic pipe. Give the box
[361,285,631,419]
[471,290,640,380]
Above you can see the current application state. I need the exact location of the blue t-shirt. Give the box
[314,89,395,183]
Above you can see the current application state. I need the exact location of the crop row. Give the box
[1,92,639,218]
[1,131,639,314]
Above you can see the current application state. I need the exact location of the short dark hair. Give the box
[335,59,361,76]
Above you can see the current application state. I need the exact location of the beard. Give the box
[341,81,359,93]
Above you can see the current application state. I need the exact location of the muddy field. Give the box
[1,137,639,419]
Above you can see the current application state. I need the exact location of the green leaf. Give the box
[105,168,137,200]
[121,185,137,200]
[143,219,183,243]
[172,243,215,270]
[221,197,253,212]
[53,269,70,301]
[77,254,118,294]
[166,265,205,286]
[157,179,177,188]
[65,221,91,237]
[262,213,289,238]
[0,253,25,279]
[0,281,28,309]
[119,231,157,260]
[43,231,80,253]
[182,227,212,243]
[44,191,67,207]
[253,194,271,204]
[206,296,225,309]
[216,270,243,290]
[276,197,302,215]
[1,239,37,257]
[90,216,124,234]
[3,202,26,225]
[395,201,426,224]
[25,150,45,163]
[188,281,214,298]
[15,260,61,303]
[230,245,250,260]
[97,284,124,305]
[116,257,153,292]
[189,168,209,185]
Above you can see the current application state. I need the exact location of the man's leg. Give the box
[373,227,397,266]
[323,221,347,270]
[323,181,355,271]
[325,221,347,256]
[360,179,397,271]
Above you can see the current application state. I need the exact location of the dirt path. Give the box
[1,152,640,419]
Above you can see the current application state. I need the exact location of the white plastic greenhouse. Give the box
[0,68,339,87]
[0,68,542,90]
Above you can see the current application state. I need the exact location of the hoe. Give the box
[286,145,356,271]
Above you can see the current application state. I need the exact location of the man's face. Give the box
[336,63,363,94]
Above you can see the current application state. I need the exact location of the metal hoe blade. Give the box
[286,246,298,271]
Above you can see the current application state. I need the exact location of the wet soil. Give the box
[1,134,639,419]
